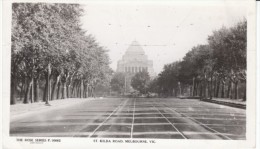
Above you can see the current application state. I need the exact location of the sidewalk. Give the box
[10,98,95,122]
[211,98,246,105]
[201,98,246,109]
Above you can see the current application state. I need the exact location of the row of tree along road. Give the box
[150,20,247,100]
[11,3,112,105]
[111,20,246,101]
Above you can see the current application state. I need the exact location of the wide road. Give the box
[10,98,246,139]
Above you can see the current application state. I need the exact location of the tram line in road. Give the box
[87,99,129,138]
[130,99,136,138]
[161,103,232,140]
[152,102,187,139]
[10,98,246,139]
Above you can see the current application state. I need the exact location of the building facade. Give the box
[117,41,155,77]
[116,41,155,93]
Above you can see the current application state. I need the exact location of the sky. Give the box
[80,1,247,74]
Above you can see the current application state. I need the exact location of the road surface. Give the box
[10,98,246,139]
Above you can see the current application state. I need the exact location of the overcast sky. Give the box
[80,1,247,74]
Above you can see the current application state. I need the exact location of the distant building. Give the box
[117,40,155,77]
[117,40,155,93]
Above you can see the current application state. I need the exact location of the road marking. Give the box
[152,102,187,139]
[164,105,233,140]
[82,99,128,138]
[130,99,136,138]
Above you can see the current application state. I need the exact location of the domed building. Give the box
[116,41,155,93]
[117,40,155,77]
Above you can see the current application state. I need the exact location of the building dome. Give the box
[117,41,155,77]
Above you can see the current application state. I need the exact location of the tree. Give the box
[180,45,214,98]
[131,71,150,94]
[152,20,246,100]
[148,77,160,94]
[208,20,247,100]
[110,72,125,94]
[156,62,181,96]
[11,3,112,104]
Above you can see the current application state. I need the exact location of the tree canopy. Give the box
[11,3,112,104]
[131,71,150,94]
[110,72,125,94]
[149,20,247,100]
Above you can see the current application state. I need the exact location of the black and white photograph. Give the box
[2,0,256,148]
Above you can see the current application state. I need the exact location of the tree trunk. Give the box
[31,78,34,103]
[68,76,74,98]
[215,79,220,97]
[61,82,65,99]
[207,80,210,99]
[43,74,48,102]
[71,83,75,97]
[199,82,203,97]
[189,86,192,96]
[204,77,207,98]
[84,84,88,98]
[230,81,234,99]
[221,80,225,98]
[19,80,25,102]
[193,82,196,96]
[10,75,17,105]
[80,79,84,98]
[63,75,69,99]
[74,84,77,98]
[86,84,89,98]
[51,80,57,101]
[226,80,231,98]
[49,78,52,101]
[243,82,246,101]
[234,81,238,99]
[209,75,213,99]
[51,75,60,100]
[64,83,67,99]
[34,78,39,102]
[195,81,198,96]
[45,63,52,105]
[195,82,198,96]
[77,83,80,98]
[90,86,93,97]
[212,78,216,97]
[66,84,70,98]
[67,84,70,98]
[83,85,85,98]
[23,79,31,104]
[93,87,96,98]
[57,81,60,99]
[72,83,75,97]
[89,86,91,97]
[192,77,195,96]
